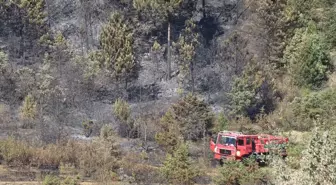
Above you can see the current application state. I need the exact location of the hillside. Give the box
[0,0,336,184]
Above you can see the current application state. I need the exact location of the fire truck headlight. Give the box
[214,146,218,153]
[236,151,241,157]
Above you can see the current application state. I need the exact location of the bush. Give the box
[0,103,11,127]
[229,60,276,120]
[212,113,228,133]
[214,157,268,185]
[324,2,336,47]
[0,138,33,166]
[113,98,135,138]
[82,120,94,137]
[100,124,115,139]
[156,93,213,148]
[121,153,161,184]
[61,176,80,185]
[291,88,336,129]
[33,144,65,168]
[43,175,60,185]
[271,126,336,185]
[19,94,38,128]
[284,28,333,88]
[78,137,120,181]
[160,143,200,185]
[0,136,121,183]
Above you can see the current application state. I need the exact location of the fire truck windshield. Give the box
[218,136,236,146]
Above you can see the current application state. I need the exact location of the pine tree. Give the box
[90,13,136,85]
[133,0,196,80]
[175,19,199,93]
[33,32,72,143]
[19,0,46,25]
[0,0,47,57]
[271,126,336,185]
[112,98,134,138]
[252,0,289,71]
[160,143,199,185]
[283,28,332,88]
[19,94,38,128]
[229,60,276,119]
[156,93,213,150]
[300,127,336,185]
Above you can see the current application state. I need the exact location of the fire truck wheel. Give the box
[219,159,224,166]
[210,159,222,167]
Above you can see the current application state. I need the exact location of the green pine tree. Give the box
[300,127,336,185]
[156,93,213,151]
[90,13,136,84]
[19,0,46,25]
[133,0,195,79]
[175,19,199,92]
[112,98,134,138]
[284,28,332,88]
[229,60,276,119]
[19,94,38,128]
[160,143,199,185]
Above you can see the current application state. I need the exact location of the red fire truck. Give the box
[210,131,288,164]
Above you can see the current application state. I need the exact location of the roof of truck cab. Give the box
[218,131,288,140]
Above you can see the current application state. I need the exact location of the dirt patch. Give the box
[0,165,38,182]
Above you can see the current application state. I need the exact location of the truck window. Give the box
[237,139,244,146]
[247,138,251,145]
[211,134,218,144]
[218,136,236,146]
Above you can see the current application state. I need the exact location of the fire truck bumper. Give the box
[214,153,235,161]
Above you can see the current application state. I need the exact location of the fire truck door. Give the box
[252,138,256,152]
[210,134,217,152]
[236,138,246,156]
[246,137,252,154]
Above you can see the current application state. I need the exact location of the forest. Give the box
[0,0,335,184]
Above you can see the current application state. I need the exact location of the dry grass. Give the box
[282,130,311,145]
[0,182,127,185]
[0,136,121,183]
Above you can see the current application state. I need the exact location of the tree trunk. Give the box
[167,21,171,80]
[190,60,194,94]
[45,0,51,28]
[203,122,206,159]
[202,0,206,18]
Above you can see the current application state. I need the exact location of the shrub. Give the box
[284,28,333,88]
[0,138,33,166]
[0,103,11,126]
[19,94,38,128]
[90,12,136,81]
[78,137,120,181]
[121,153,161,184]
[214,157,268,185]
[291,88,336,129]
[323,2,336,47]
[82,120,94,137]
[61,176,80,185]
[43,175,60,185]
[271,126,336,185]
[100,124,115,139]
[299,127,336,184]
[229,60,276,120]
[283,142,306,169]
[113,98,135,138]
[212,113,229,133]
[156,93,213,146]
[160,143,200,185]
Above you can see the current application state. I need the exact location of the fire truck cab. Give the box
[210,131,288,163]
